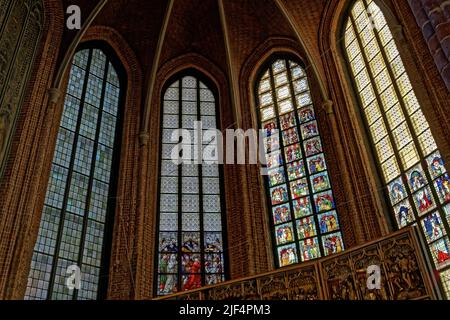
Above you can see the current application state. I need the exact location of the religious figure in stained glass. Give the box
[344,0,450,298]
[256,58,345,266]
[156,73,226,295]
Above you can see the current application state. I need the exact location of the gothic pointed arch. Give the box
[155,68,228,295]
[334,0,450,297]
[254,53,345,267]
[25,42,127,300]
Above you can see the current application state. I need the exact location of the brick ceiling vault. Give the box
[53,0,108,88]
[54,0,330,133]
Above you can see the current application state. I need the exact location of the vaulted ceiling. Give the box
[58,0,328,86]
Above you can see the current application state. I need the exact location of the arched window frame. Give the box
[155,69,228,296]
[341,0,450,298]
[255,54,345,269]
[25,42,126,300]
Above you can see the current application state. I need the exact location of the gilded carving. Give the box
[351,247,390,300]
[286,267,319,300]
[258,273,287,300]
[322,257,358,300]
[176,292,202,300]
[206,283,244,300]
[205,280,259,300]
[158,228,434,300]
[241,280,259,300]
[381,236,427,300]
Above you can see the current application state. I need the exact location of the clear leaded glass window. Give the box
[156,74,226,296]
[257,58,344,268]
[25,48,122,300]
[344,0,450,298]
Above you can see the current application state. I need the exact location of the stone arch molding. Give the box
[0,0,44,176]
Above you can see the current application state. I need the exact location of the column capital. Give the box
[391,24,405,41]
[47,88,62,104]
[139,132,150,146]
[322,100,334,115]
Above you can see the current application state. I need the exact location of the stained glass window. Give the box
[257,58,344,268]
[156,73,226,296]
[344,0,450,298]
[25,48,123,300]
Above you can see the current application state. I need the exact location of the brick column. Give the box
[408,0,450,90]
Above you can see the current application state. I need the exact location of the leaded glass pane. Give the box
[182,213,200,231]
[385,103,404,129]
[202,164,220,177]
[200,89,215,102]
[204,213,223,231]
[350,54,365,75]
[85,76,103,108]
[204,195,221,213]
[103,83,120,115]
[156,75,226,295]
[99,112,117,147]
[200,102,215,115]
[77,265,100,300]
[94,145,113,183]
[107,62,119,86]
[399,142,420,170]
[345,0,450,298]
[160,194,178,212]
[397,73,413,96]
[90,49,106,77]
[381,156,400,182]
[410,110,429,136]
[160,213,178,231]
[82,219,104,267]
[390,55,406,79]
[67,172,89,215]
[378,26,393,46]
[45,165,68,209]
[58,212,83,261]
[74,50,89,69]
[370,118,388,143]
[61,96,80,131]
[257,59,344,268]
[182,176,199,194]
[365,101,382,125]
[375,136,394,163]
[418,129,437,156]
[67,66,85,99]
[89,180,108,223]
[24,253,53,300]
[80,104,99,140]
[347,40,360,61]
[164,100,178,115]
[384,40,398,62]
[34,206,61,255]
[165,87,179,101]
[26,48,122,300]
[54,129,75,168]
[51,258,73,300]
[73,136,94,176]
